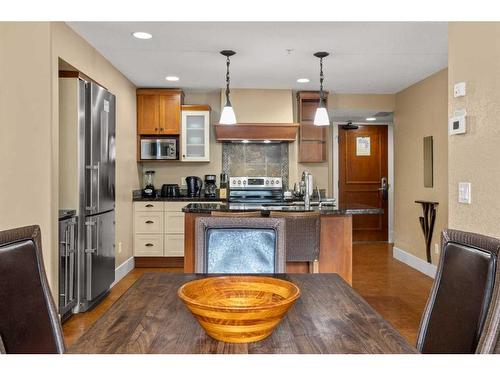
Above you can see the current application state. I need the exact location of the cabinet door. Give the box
[159,94,181,134]
[164,211,184,234]
[137,95,160,135]
[181,110,210,161]
[164,234,184,257]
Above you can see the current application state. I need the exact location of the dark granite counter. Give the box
[181,202,383,216]
[132,190,224,202]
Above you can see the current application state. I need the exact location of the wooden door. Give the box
[137,94,160,134]
[339,125,388,241]
[159,94,181,134]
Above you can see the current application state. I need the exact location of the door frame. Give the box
[332,122,394,243]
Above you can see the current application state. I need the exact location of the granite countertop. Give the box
[181,202,383,216]
[132,190,224,202]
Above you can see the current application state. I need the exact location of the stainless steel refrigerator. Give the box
[59,77,116,313]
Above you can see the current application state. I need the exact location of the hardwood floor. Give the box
[63,243,433,349]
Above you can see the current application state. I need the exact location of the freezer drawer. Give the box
[84,210,115,302]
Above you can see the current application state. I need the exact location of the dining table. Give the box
[69,273,418,354]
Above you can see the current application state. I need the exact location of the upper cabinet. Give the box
[137,89,184,135]
[181,105,210,162]
[297,91,328,163]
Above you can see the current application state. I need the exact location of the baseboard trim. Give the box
[393,247,437,279]
[111,256,135,288]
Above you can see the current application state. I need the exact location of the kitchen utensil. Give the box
[177,276,300,343]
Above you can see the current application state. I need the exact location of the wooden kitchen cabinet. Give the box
[297,91,328,163]
[137,89,184,135]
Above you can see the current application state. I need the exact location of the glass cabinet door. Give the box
[181,110,210,161]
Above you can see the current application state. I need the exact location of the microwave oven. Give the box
[140,137,178,160]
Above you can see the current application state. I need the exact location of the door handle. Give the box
[85,164,99,212]
[379,177,389,200]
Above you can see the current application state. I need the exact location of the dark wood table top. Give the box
[69,273,417,354]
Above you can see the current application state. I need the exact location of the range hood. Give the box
[214,123,299,142]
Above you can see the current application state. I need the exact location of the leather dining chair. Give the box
[0,225,66,354]
[194,216,286,274]
[416,229,499,354]
[270,211,321,273]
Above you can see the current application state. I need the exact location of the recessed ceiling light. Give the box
[297,78,310,83]
[165,76,180,82]
[241,140,249,144]
[366,117,376,121]
[132,32,152,40]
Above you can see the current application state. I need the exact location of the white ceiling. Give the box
[67,22,448,93]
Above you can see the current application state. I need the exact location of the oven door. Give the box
[140,138,177,160]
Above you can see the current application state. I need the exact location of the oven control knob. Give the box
[271,180,274,185]
[243,180,246,185]
[275,179,280,185]
[266,180,269,185]
[238,180,241,185]
[232,180,236,185]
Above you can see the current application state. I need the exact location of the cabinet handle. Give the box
[145,220,154,224]
[145,243,154,247]
[145,204,154,208]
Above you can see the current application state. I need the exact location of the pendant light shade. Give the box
[219,50,237,125]
[313,52,330,126]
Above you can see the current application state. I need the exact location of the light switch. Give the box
[454,82,466,97]
[458,182,471,204]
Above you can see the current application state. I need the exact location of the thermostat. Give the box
[449,114,466,135]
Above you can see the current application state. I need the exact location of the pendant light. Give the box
[313,51,330,126]
[219,50,237,124]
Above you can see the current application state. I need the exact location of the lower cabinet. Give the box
[133,201,216,257]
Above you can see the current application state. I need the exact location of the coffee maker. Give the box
[204,175,217,198]
[185,176,203,197]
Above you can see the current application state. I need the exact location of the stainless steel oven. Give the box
[140,137,178,160]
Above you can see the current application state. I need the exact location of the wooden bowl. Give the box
[178,276,300,343]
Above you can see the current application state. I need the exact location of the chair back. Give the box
[0,225,65,354]
[211,211,261,217]
[417,229,499,354]
[195,217,286,274]
[270,211,320,262]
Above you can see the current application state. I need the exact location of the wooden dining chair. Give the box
[194,216,286,274]
[416,229,499,354]
[270,211,321,273]
[211,210,262,217]
[0,225,66,354]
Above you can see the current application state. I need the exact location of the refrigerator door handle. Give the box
[68,220,76,303]
[64,226,69,306]
[85,164,98,212]
[96,162,100,212]
[84,219,96,301]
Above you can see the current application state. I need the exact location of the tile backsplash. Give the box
[222,143,289,188]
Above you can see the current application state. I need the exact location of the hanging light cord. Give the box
[319,57,324,103]
[225,56,231,104]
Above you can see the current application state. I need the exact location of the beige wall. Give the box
[394,69,448,263]
[51,22,139,272]
[0,22,138,295]
[0,23,55,288]
[448,23,500,237]
[140,90,222,185]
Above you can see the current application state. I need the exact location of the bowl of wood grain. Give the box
[178,276,300,343]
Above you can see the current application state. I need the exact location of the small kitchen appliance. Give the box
[204,175,217,198]
[186,176,203,197]
[142,170,156,198]
[140,137,178,160]
[161,184,180,198]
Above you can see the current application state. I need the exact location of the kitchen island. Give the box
[182,203,383,285]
